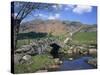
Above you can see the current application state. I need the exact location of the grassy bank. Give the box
[72,32,97,45]
[14,54,55,73]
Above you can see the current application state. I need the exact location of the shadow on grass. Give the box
[17,32,47,40]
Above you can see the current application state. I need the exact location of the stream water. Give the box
[58,56,96,71]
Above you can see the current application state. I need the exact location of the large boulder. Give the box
[15,45,33,53]
[22,55,32,61]
[15,48,25,53]
[18,55,33,64]
[88,48,97,55]
[14,54,22,64]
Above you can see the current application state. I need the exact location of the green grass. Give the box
[14,54,55,73]
[16,39,33,48]
[16,32,97,48]
[16,34,66,49]
[54,34,67,41]
[72,32,97,45]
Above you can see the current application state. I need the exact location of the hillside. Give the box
[19,19,97,36]
[20,20,68,36]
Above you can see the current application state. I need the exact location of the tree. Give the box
[11,1,59,50]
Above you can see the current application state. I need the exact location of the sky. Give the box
[21,3,97,25]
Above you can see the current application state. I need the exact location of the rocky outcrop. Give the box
[60,44,97,57]
[14,38,61,64]
[15,45,33,53]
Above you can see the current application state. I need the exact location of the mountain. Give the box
[19,19,97,36]
[20,19,68,35]
[80,24,97,32]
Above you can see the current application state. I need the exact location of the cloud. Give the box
[34,13,47,18]
[52,5,58,9]
[67,5,75,8]
[55,13,60,18]
[73,5,92,14]
[34,13,60,20]
[48,13,60,20]
[64,5,92,14]
[64,5,75,11]
[38,14,46,17]
[52,4,64,10]
[48,16,55,20]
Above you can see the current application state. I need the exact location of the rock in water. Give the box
[68,58,73,61]
[59,61,63,64]
[87,58,97,67]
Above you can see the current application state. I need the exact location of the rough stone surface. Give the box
[88,48,97,55]
[15,45,33,53]
[22,55,32,61]
[14,38,63,64]
[67,50,73,54]
[14,54,22,64]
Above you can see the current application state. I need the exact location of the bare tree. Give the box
[11,1,58,50]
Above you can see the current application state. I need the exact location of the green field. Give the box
[16,31,97,48]
[72,32,97,45]
[14,54,55,73]
[16,39,33,48]
[16,32,66,49]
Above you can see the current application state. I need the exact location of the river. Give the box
[58,56,96,71]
